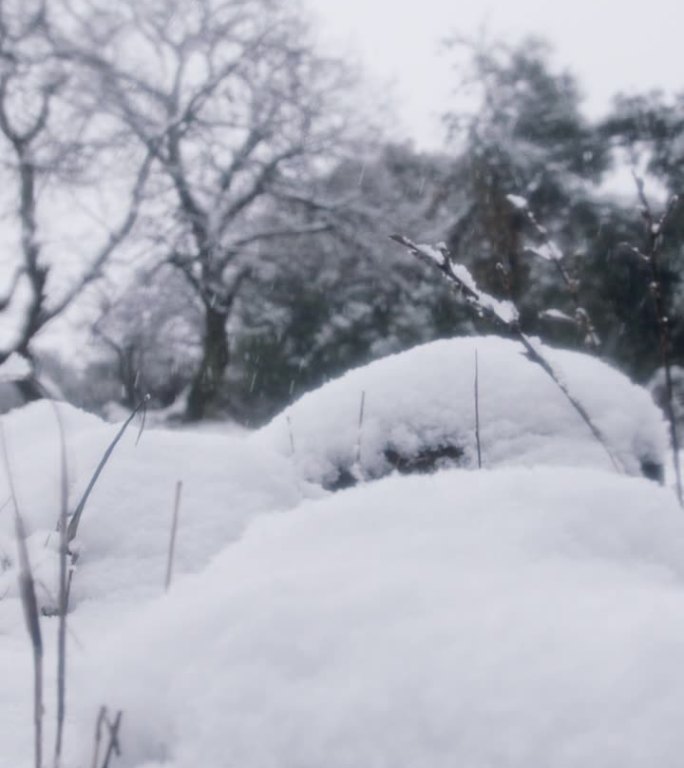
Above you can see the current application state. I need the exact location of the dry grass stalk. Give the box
[90,706,107,768]
[474,350,482,469]
[0,423,43,768]
[165,481,183,592]
[355,390,366,470]
[67,395,149,544]
[100,710,123,768]
[286,414,296,457]
[90,706,123,768]
[53,404,69,768]
[27,380,71,768]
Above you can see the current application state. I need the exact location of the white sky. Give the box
[306,0,684,149]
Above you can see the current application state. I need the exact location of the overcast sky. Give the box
[306,0,683,148]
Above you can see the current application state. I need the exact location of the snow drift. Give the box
[0,336,681,768]
[70,468,684,768]
[0,400,301,609]
[261,336,667,489]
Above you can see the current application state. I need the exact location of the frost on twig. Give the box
[390,233,624,474]
[505,194,600,349]
[630,174,682,506]
[390,235,519,326]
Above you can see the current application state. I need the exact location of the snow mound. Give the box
[0,401,301,608]
[260,336,667,488]
[71,467,684,768]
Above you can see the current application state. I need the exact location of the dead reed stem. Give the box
[165,481,183,592]
[474,350,482,469]
[0,423,43,768]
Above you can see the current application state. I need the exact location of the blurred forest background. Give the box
[1,0,683,425]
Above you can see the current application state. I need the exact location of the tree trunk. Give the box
[186,305,230,420]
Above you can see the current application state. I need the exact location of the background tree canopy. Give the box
[0,1,682,423]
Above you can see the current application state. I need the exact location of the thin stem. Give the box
[634,177,682,506]
[0,424,43,768]
[165,481,183,592]
[355,390,366,469]
[474,350,482,469]
[67,395,149,543]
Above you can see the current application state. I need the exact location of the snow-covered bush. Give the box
[260,336,667,489]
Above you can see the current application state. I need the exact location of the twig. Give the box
[285,414,303,497]
[0,423,43,768]
[355,390,366,469]
[474,350,482,469]
[164,481,182,592]
[391,234,624,473]
[100,710,123,768]
[49,397,68,768]
[633,175,682,506]
[28,377,71,768]
[285,414,296,457]
[90,706,107,768]
[507,195,599,348]
[91,706,123,768]
[67,395,149,544]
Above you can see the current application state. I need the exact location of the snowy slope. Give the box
[66,469,684,768]
[0,401,304,767]
[260,336,667,488]
[0,401,302,609]
[0,339,681,768]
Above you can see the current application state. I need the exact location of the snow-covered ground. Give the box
[1,336,683,768]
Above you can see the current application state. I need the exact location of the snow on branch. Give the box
[389,235,519,326]
[505,194,599,349]
[0,353,32,383]
[390,233,625,474]
[630,173,682,506]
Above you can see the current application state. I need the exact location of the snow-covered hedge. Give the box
[260,336,667,488]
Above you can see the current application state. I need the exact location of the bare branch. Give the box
[391,234,625,474]
[632,174,683,506]
[226,222,332,251]
[507,195,600,348]
[40,150,154,324]
[215,145,305,235]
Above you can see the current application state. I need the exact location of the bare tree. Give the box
[56,0,354,419]
[0,0,152,397]
[89,266,201,409]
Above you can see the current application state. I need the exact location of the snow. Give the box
[416,241,446,266]
[540,307,576,324]
[0,338,681,768]
[0,353,31,383]
[528,240,564,262]
[261,336,667,488]
[0,401,302,609]
[506,193,529,210]
[448,263,520,324]
[49,470,684,767]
